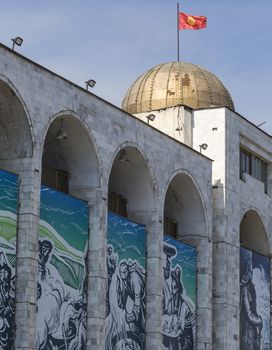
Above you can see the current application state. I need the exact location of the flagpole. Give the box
[177,2,180,61]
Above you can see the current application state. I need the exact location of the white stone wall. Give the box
[194,107,272,350]
[0,44,213,349]
[134,106,193,146]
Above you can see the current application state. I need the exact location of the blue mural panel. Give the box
[0,169,18,349]
[162,235,196,350]
[240,247,270,350]
[106,212,146,350]
[37,186,89,349]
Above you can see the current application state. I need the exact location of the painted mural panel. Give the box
[240,247,270,350]
[37,186,89,350]
[162,235,196,350]
[0,169,18,349]
[106,212,146,350]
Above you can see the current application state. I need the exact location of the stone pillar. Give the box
[86,187,107,349]
[130,210,163,349]
[182,234,213,350]
[212,186,240,350]
[14,158,41,350]
[213,241,239,350]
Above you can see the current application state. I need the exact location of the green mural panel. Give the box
[106,212,146,350]
[37,186,89,349]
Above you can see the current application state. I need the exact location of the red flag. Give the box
[179,12,207,30]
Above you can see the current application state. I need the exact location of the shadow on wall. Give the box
[0,80,32,160]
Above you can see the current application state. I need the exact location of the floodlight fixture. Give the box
[11,37,23,50]
[199,143,208,153]
[118,149,130,162]
[146,114,156,125]
[56,119,68,140]
[85,79,96,90]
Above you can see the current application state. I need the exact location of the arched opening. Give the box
[38,115,100,349]
[42,115,100,199]
[162,172,207,349]
[240,210,269,256]
[0,79,33,348]
[106,145,156,349]
[240,210,270,350]
[108,146,155,219]
[164,172,206,239]
[0,79,32,164]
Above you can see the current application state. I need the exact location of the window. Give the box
[108,192,128,217]
[42,166,69,194]
[240,148,267,192]
[164,217,178,239]
[240,149,251,177]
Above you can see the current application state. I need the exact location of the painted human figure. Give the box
[37,240,87,350]
[37,240,65,349]
[38,240,53,281]
[0,252,15,350]
[162,244,177,314]
[240,249,263,350]
[106,245,117,317]
[165,266,194,350]
[163,244,194,350]
[117,261,145,335]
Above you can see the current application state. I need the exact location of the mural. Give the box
[37,187,89,350]
[162,235,196,350]
[240,247,270,350]
[106,212,146,350]
[0,169,18,350]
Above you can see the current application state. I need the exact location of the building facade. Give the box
[0,44,270,350]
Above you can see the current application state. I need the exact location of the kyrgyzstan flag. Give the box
[179,12,207,30]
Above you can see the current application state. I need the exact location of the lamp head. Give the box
[56,119,68,140]
[146,114,156,122]
[12,37,23,49]
[85,79,96,90]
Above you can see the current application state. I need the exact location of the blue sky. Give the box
[1,0,272,133]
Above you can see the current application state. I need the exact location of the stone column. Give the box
[182,234,213,350]
[213,241,239,350]
[130,210,163,349]
[14,158,41,350]
[212,186,240,350]
[86,187,107,349]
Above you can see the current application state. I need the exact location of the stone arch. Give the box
[107,142,157,220]
[239,208,270,350]
[163,169,208,238]
[41,110,101,200]
[240,207,270,257]
[0,75,33,160]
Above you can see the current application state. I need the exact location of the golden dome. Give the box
[122,61,234,113]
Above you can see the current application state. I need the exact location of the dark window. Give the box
[42,166,69,194]
[164,217,178,239]
[108,192,127,217]
[240,148,268,192]
[240,149,251,177]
